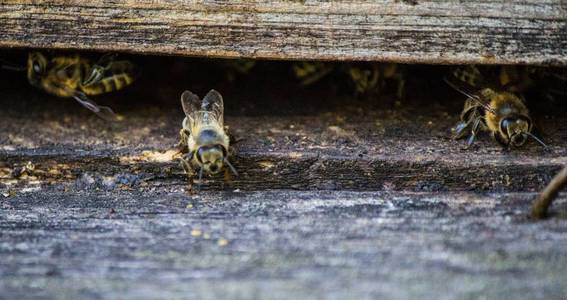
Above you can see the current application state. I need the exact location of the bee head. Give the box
[27,52,47,85]
[196,144,227,175]
[500,116,531,147]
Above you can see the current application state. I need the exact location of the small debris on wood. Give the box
[217,238,229,247]
[11,161,35,178]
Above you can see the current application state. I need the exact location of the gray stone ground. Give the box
[1,189,567,299]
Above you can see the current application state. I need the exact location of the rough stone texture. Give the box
[0,0,565,65]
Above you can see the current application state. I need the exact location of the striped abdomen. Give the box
[452,66,483,88]
[80,72,135,96]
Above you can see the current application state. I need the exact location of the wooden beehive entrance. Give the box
[0,1,566,298]
[1,54,565,191]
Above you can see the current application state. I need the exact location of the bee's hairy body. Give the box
[293,62,405,99]
[182,117,230,174]
[81,71,135,96]
[27,52,137,120]
[28,52,136,97]
[178,90,237,186]
[292,61,334,86]
[346,63,405,99]
[449,66,544,149]
[483,90,529,133]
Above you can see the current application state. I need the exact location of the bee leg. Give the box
[179,157,193,175]
[71,91,119,121]
[82,56,114,86]
[178,154,197,192]
[390,69,406,101]
[197,167,204,192]
[465,117,483,148]
[176,128,190,152]
[222,169,228,189]
[82,54,124,87]
[82,66,105,87]
[451,121,470,140]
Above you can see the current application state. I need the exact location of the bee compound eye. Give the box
[33,63,41,73]
[499,119,511,135]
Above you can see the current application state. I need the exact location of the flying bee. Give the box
[447,66,548,149]
[27,52,138,120]
[178,89,237,189]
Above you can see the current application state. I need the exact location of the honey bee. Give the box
[224,59,257,82]
[178,89,237,188]
[496,66,567,102]
[447,66,548,149]
[498,65,537,93]
[27,52,137,120]
[292,61,405,99]
[345,63,405,99]
[292,61,335,86]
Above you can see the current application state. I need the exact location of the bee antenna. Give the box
[197,167,203,191]
[525,132,549,150]
[0,59,26,72]
[224,159,238,176]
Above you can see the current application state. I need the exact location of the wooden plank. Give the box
[0,0,565,65]
[1,190,567,298]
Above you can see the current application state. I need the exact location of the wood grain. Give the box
[0,1,565,65]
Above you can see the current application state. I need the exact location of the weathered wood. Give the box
[0,1,565,65]
[532,166,567,219]
[2,55,567,299]
[2,190,567,299]
[1,87,566,193]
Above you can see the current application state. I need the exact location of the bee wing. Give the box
[55,62,81,81]
[444,76,495,115]
[181,90,203,135]
[181,89,225,135]
[70,90,119,121]
[201,89,224,126]
[181,90,202,118]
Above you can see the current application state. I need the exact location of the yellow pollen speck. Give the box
[191,229,202,237]
[217,238,229,247]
